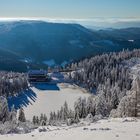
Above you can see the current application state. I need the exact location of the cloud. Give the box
[0,17,140,28]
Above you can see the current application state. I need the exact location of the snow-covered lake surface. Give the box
[0,118,140,140]
[21,83,90,120]
[7,72,90,120]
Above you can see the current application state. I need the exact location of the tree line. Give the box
[0,71,28,97]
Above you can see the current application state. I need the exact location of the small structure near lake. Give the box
[28,70,50,82]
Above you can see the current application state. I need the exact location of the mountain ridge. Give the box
[0,21,140,71]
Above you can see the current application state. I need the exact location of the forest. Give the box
[32,49,140,126]
[0,49,140,134]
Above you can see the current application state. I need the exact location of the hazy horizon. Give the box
[0,0,140,19]
[0,17,140,28]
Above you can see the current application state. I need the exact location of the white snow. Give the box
[0,118,140,140]
[128,40,134,42]
[20,58,33,63]
[2,70,140,139]
[123,57,140,79]
[23,83,90,120]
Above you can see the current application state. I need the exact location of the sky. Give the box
[0,0,140,19]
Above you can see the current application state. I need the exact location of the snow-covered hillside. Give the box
[123,57,140,79]
[0,118,140,140]
[1,51,140,140]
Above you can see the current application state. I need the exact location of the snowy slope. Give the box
[0,118,140,140]
[123,57,140,79]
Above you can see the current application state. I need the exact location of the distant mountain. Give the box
[85,21,140,29]
[96,27,140,40]
[0,20,140,72]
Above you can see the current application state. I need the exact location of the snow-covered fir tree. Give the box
[18,108,26,122]
[0,96,9,123]
[0,71,28,97]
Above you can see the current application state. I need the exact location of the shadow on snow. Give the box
[31,83,60,91]
[8,88,37,110]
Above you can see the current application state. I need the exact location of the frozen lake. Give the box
[8,82,90,120]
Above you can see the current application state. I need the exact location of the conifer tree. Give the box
[18,108,26,122]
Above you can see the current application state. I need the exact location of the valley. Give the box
[0,0,140,140]
[0,21,140,71]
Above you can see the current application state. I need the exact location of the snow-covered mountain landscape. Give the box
[0,0,140,140]
[0,49,140,140]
